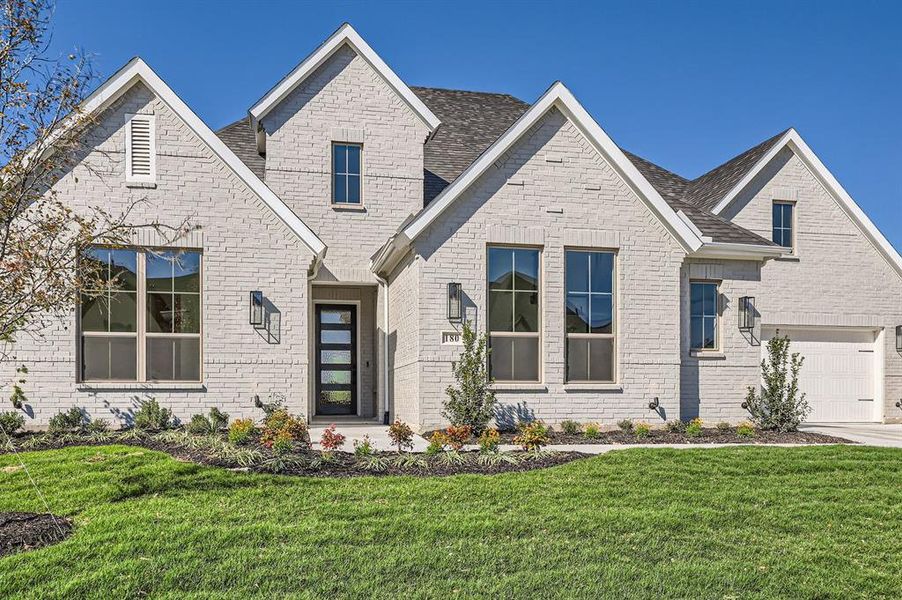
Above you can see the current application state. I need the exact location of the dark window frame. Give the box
[331,142,362,205]
[772,200,795,250]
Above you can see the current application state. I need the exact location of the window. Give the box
[126,114,156,183]
[332,143,361,204]
[690,282,719,351]
[487,247,540,382]
[80,247,202,382]
[565,250,615,382]
[772,201,794,249]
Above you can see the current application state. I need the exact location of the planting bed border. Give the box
[476,428,854,446]
[0,512,73,557]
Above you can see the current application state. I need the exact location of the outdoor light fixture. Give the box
[896,325,902,353]
[447,282,462,322]
[249,291,264,327]
[738,296,755,332]
[648,396,660,410]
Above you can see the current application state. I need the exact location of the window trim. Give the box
[772,200,796,253]
[563,247,618,384]
[689,280,720,353]
[77,246,203,384]
[486,244,543,384]
[331,142,363,206]
[125,113,156,184]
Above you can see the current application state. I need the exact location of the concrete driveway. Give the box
[800,423,902,448]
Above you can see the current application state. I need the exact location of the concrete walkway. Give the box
[309,422,902,454]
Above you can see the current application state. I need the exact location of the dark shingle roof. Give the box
[411,87,530,203]
[216,118,265,180]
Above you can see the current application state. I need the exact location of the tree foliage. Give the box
[443,320,497,434]
[743,331,810,432]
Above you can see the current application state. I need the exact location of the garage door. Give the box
[761,328,879,423]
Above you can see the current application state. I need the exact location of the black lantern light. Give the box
[447,282,462,322]
[896,325,902,353]
[738,296,755,332]
[249,291,264,327]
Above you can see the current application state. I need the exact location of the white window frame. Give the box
[78,246,203,383]
[125,113,157,184]
[486,244,543,384]
[331,142,363,205]
[689,280,720,352]
[564,248,617,383]
[772,200,796,252]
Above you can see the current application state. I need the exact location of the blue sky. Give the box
[51,1,901,249]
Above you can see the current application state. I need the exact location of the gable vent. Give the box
[126,114,156,182]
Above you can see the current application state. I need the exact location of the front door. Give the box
[315,304,357,416]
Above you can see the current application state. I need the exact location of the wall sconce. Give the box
[249,291,264,327]
[738,296,755,332]
[447,282,462,322]
[648,396,660,410]
[896,325,902,352]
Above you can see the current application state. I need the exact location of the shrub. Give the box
[477,428,500,453]
[133,399,172,431]
[0,411,25,436]
[743,331,810,432]
[228,418,256,445]
[513,421,550,451]
[665,420,686,433]
[634,421,651,440]
[270,429,294,455]
[426,431,449,456]
[444,425,472,450]
[48,407,87,432]
[260,409,307,450]
[87,419,109,433]
[686,418,703,438]
[736,421,756,438]
[442,320,497,435]
[584,423,601,439]
[617,419,634,434]
[208,408,229,431]
[353,435,374,457]
[320,424,346,453]
[560,420,582,435]
[716,421,731,431]
[188,414,213,435]
[388,420,414,452]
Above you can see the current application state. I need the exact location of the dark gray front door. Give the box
[315,304,357,416]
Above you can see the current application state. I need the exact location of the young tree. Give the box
[443,320,497,434]
[0,1,189,397]
[743,331,810,432]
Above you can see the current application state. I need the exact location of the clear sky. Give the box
[50,0,901,250]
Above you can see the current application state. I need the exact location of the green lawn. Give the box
[1,445,900,599]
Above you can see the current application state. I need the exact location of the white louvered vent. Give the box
[126,114,156,182]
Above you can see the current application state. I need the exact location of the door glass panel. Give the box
[321,330,351,344]
[321,370,352,384]
[320,390,352,405]
[321,350,351,364]
[320,310,351,324]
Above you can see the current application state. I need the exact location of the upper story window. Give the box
[772,201,794,249]
[125,114,156,183]
[487,247,541,382]
[332,143,361,204]
[690,281,719,351]
[565,250,615,382]
[80,247,202,382]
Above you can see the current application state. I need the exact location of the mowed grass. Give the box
[0,445,900,599]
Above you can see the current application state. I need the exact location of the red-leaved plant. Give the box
[320,424,346,453]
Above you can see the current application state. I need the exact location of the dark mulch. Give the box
[486,428,853,445]
[0,512,73,557]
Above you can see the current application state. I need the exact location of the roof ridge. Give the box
[410,85,527,103]
[689,128,791,184]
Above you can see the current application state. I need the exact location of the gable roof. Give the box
[398,82,706,253]
[216,118,265,180]
[76,57,326,257]
[710,128,902,278]
[249,23,440,135]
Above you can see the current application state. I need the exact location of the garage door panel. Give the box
[761,328,878,423]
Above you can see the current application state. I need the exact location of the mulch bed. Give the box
[0,512,73,557]
[483,428,853,446]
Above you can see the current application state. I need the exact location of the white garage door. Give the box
[761,328,879,423]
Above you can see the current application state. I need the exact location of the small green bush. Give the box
[425,431,448,456]
[665,420,686,433]
[208,407,229,431]
[560,420,582,435]
[353,435,375,457]
[133,399,173,431]
[686,418,703,438]
[188,414,213,435]
[0,411,25,436]
[617,419,634,434]
[634,421,651,440]
[477,428,501,453]
[260,409,307,450]
[87,418,109,433]
[513,421,550,451]
[48,407,87,432]
[716,421,731,431]
[228,418,256,445]
[584,423,601,439]
[736,421,756,438]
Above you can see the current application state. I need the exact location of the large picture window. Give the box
[690,281,719,351]
[80,247,202,382]
[332,143,361,204]
[487,247,540,382]
[565,250,615,382]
